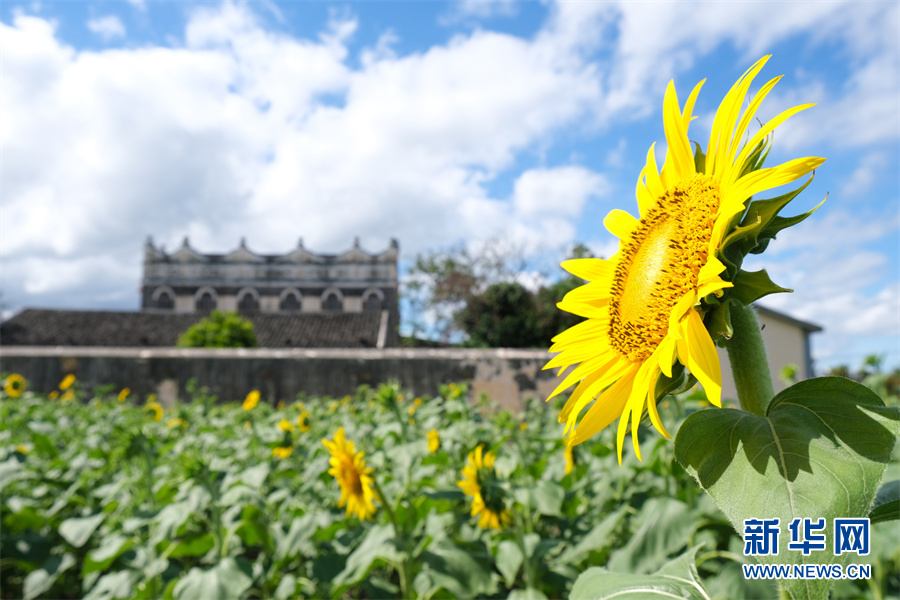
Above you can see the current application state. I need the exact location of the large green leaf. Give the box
[421,541,496,598]
[495,539,524,587]
[607,498,697,574]
[331,524,403,592]
[570,546,712,600]
[675,377,899,600]
[869,480,899,523]
[172,558,253,600]
[59,513,105,548]
[23,553,75,600]
[557,506,628,566]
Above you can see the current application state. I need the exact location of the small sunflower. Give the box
[118,388,130,402]
[457,445,511,530]
[4,374,26,398]
[167,417,187,429]
[145,402,163,422]
[322,427,378,521]
[278,418,294,432]
[297,410,311,433]
[546,56,824,463]
[243,390,260,411]
[427,429,440,453]
[48,391,59,400]
[272,446,293,460]
[59,374,76,391]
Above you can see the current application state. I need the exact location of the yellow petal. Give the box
[604,209,639,241]
[561,258,615,282]
[679,310,722,406]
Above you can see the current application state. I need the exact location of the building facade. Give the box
[141,236,400,345]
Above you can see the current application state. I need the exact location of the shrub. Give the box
[176,310,258,348]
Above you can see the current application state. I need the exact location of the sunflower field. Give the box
[1,375,898,600]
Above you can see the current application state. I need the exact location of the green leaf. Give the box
[674,377,900,600]
[84,535,134,575]
[570,546,711,600]
[173,558,253,600]
[0,458,22,489]
[607,498,696,574]
[421,542,496,598]
[533,481,565,517]
[729,269,792,306]
[705,300,733,344]
[507,588,550,600]
[557,506,628,566]
[869,480,900,524]
[275,512,320,563]
[59,513,105,548]
[274,574,297,600]
[24,553,76,600]
[331,524,403,591]
[83,570,135,600]
[495,539,524,587]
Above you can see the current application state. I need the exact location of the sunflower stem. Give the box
[371,477,411,599]
[725,300,774,416]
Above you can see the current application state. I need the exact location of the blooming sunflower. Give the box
[4,374,26,398]
[546,56,824,463]
[278,418,294,432]
[145,402,164,422]
[322,427,378,521]
[272,446,293,460]
[427,429,440,453]
[59,374,76,391]
[243,390,260,411]
[118,388,130,402]
[457,445,511,530]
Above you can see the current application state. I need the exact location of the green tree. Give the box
[456,282,543,347]
[176,310,258,348]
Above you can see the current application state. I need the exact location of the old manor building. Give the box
[1,237,401,348]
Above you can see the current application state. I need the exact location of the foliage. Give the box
[1,380,897,600]
[825,354,900,406]
[405,241,592,347]
[176,310,258,349]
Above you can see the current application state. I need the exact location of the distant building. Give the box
[718,305,823,401]
[0,237,400,349]
[141,236,400,346]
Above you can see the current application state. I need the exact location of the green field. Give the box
[2,378,897,599]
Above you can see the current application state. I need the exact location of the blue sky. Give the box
[1,0,897,370]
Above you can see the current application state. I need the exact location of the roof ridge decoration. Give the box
[225,237,264,263]
[170,237,206,264]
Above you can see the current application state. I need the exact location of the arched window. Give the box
[156,291,174,310]
[196,292,216,313]
[238,292,260,314]
[322,292,342,311]
[363,290,382,311]
[280,292,301,311]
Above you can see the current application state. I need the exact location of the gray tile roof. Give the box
[0,309,385,348]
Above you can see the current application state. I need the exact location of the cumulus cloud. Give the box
[86,15,126,40]
[745,207,899,367]
[0,2,605,314]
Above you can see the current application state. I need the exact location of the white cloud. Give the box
[840,152,889,199]
[745,206,899,367]
[86,15,126,41]
[0,3,605,313]
[513,166,607,217]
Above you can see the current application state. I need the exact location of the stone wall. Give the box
[0,347,561,411]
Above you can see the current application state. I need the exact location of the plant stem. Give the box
[725,300,775,416]
[372,478,411,599]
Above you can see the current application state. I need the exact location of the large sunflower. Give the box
[322,427,378,521]
[546,56,824,463]
[457,445,511,530]
[4,374,26,398]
